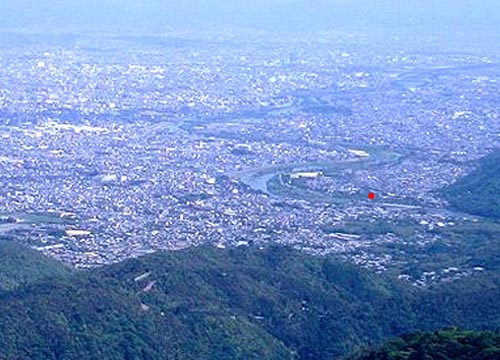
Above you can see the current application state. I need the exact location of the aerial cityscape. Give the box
[1,1,500,358]
[0,31,499,286]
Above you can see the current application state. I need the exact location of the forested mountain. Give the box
[1,243,500,360]
[443,149,500,219]
[0,240,72,291]
[347,328,500,360]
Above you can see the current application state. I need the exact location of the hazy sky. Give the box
[1,0,499,34]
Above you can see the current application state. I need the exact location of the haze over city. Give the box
[0,1,499,359]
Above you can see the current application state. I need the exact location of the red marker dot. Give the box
[368,192,375,200]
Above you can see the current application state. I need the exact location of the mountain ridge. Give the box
[442,149,500,219]
[0,244,499,359]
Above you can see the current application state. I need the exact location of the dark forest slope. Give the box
[0,240,72,291]
[347,328,500,360]
[442,149,500,219]
[1,245,500,360]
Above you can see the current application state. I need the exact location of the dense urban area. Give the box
[1,31,499,285]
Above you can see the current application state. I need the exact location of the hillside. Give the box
[1,244,500,359]
[0,240,72,291]
[347,328,500,360]
[442,149,500,219]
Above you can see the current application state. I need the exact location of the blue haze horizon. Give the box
[0,0,499,35]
